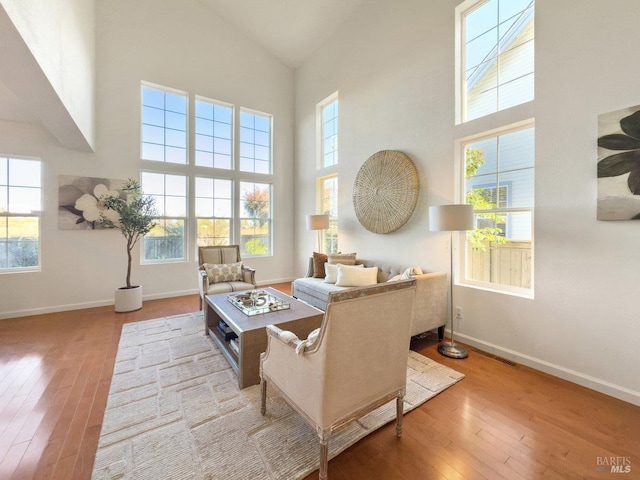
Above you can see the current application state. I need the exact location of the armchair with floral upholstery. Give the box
[197,245,257,310]
[259,279,416,480]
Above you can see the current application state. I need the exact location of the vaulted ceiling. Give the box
[0,1,364,149]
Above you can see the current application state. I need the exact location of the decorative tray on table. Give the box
[227,290,290,316]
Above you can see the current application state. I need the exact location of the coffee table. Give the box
[204,287,323,389]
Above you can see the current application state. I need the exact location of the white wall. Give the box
[0,0,96,150]
[0,0,295,318]
[294,0,640,405]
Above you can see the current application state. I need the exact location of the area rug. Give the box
[91,312,464,480]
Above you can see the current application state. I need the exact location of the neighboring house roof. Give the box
[466,5,534,90]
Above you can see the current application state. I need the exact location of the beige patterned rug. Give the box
[91,312,464,480]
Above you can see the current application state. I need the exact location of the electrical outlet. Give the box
[455,306,462,317]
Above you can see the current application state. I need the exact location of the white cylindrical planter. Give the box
[115,285,142,312]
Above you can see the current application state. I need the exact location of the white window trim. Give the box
[239,106,273,175]
[455,0,535,125]
[456,119,535,298]
[316,91,339,171]
[140,82,189,164]
[0,155,42,274]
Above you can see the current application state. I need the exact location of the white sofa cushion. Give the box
[324,262,363,283]
[335,265,378,287]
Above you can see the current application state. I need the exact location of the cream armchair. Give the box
[260,280,416,480]
[197,245,257,310]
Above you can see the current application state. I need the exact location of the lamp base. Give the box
[438,341,469,359]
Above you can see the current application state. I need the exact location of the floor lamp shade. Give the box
[429,204,473,232]
[306,214,330,230]
[307,214,329,252]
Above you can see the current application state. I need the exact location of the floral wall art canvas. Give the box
[58,176,125,229]
[597,104,640,220]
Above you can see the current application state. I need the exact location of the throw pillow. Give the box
[295,327,321,355]
[328,252,357,265]
[401,266,423,280]
[312,252,328,278]
[387,274,402,282]
[335,265,379,287]
[204,262,243,283]
[324,262,363,284]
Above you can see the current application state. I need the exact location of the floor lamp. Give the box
[429,204,473,359]
[306,214,329,252]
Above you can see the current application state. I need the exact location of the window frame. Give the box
[239,181,272,257]
[0,155,42,273]
[456,0,535,124]
[194,176,233,247]
[140,82,277,263]
[141,170,188,264]
[239,107,273,175]
[457,120,535,297]
[194,96,235,170]
[317,174,338,254]
[140,82,188,164]
[317,92,339,169]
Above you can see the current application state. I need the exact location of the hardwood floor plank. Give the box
[1,289,639,480]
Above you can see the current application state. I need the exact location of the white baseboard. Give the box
[454,331,640,407]
[0,281,295,320]
[0,288,199,321]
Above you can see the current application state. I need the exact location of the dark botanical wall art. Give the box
[597,105,640,220]
[58,175,125,229]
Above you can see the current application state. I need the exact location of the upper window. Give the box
[0,156,41,272]
[141,84,188,164]
[239,109,272,174]
[460,0,534,122]
[142,171,187,262]
[321,97,339,168]
[195,98,233,170]
[462,124,534,293]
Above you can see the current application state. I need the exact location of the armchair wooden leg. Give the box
[396,390,405,438]
[260,379,267,415]
[319,434,329,480]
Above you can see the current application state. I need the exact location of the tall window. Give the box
[320,175,338,253]
[141,83,274,260]
[240,109,272,174]
[240,182,271,255]
[195,177,232,246]
[460,0,534,122]
[321,98,339,168]
[141,84,187,163]
[142,171,187,262]
[0,156,41,271]
[314,93,339,253]
[462,124,534,292]
[195,98,233,169]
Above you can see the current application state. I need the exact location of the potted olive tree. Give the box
[100,178,157,312]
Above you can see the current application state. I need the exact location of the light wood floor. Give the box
[1,284,639,480]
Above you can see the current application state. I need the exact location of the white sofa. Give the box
[291,257,448,338]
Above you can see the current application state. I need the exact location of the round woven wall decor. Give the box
[352,150,419,234]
